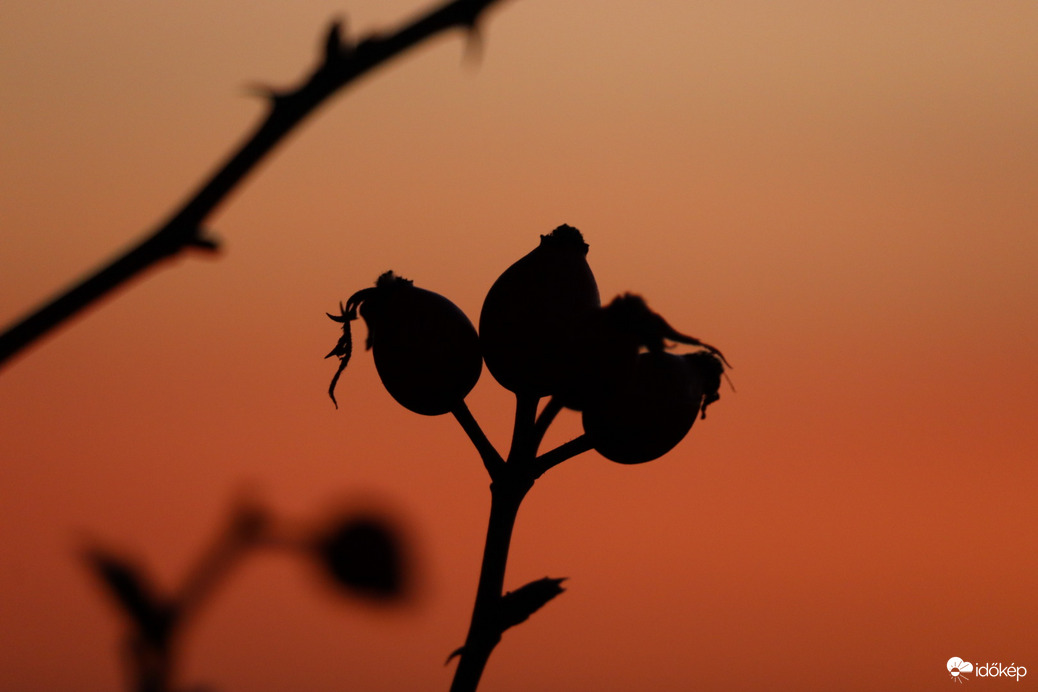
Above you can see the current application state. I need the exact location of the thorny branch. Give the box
[0,0,511,370]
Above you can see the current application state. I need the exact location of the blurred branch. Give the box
[0,0,511,370]
[86,496,410,692]
[171,499,269,624]
[85,501,269,692]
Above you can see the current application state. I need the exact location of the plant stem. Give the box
[507,394,539,461]
[452,402,505,478]
[450,394,592,691]
[123,631,171,692]
[450,472,530,692]
[532,434,593,479]
[531,396,562,453]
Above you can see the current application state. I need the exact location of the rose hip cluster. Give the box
[327,224,727,464]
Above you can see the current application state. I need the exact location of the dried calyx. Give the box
[569,295,728,464]
[555,293,728,412]
[602,294,728,365]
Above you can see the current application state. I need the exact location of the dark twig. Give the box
[506,393,540,463]
[85,500,270,692]
[171,500,268,625]
[450,467,532,692]
[531,395,563,454]
[531,434,593,479]
[0,0,511,370]
[450,395,589,692]
[452,401,505,479]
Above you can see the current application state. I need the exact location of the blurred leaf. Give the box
[83,548,172,646]
[498,576,566,632]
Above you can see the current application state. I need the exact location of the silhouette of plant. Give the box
[327,224,727,691]
[4,4,728,688]
[84,497,410,692]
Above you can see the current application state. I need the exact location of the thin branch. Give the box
[531,434,593,479]
[452,401,505,479]
[449,470,531,692]
[531,395,563,454]
[0,0,511,370]
[450,390,543,691]
[172,501,267,625]
[506,393,539,463]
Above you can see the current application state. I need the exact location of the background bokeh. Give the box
[2,1,1036,690]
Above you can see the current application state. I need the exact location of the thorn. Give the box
[445,645,465,665]
[188,229,221,252]
[242,83,288,105]
[461,23,484,67]
[324,18,352,62]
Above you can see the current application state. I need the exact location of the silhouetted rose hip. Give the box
[478,224,600,397]
[581,349,725,464]
[326,271,482,416]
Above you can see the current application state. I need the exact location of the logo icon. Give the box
[948,657,974,683]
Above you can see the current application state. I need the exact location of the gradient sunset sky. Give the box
[2,1,1036,690]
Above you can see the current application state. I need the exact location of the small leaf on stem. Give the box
[498,576,567,632]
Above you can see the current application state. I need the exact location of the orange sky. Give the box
[2,1,1037,690]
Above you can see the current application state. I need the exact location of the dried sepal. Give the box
[326,271,481,416]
